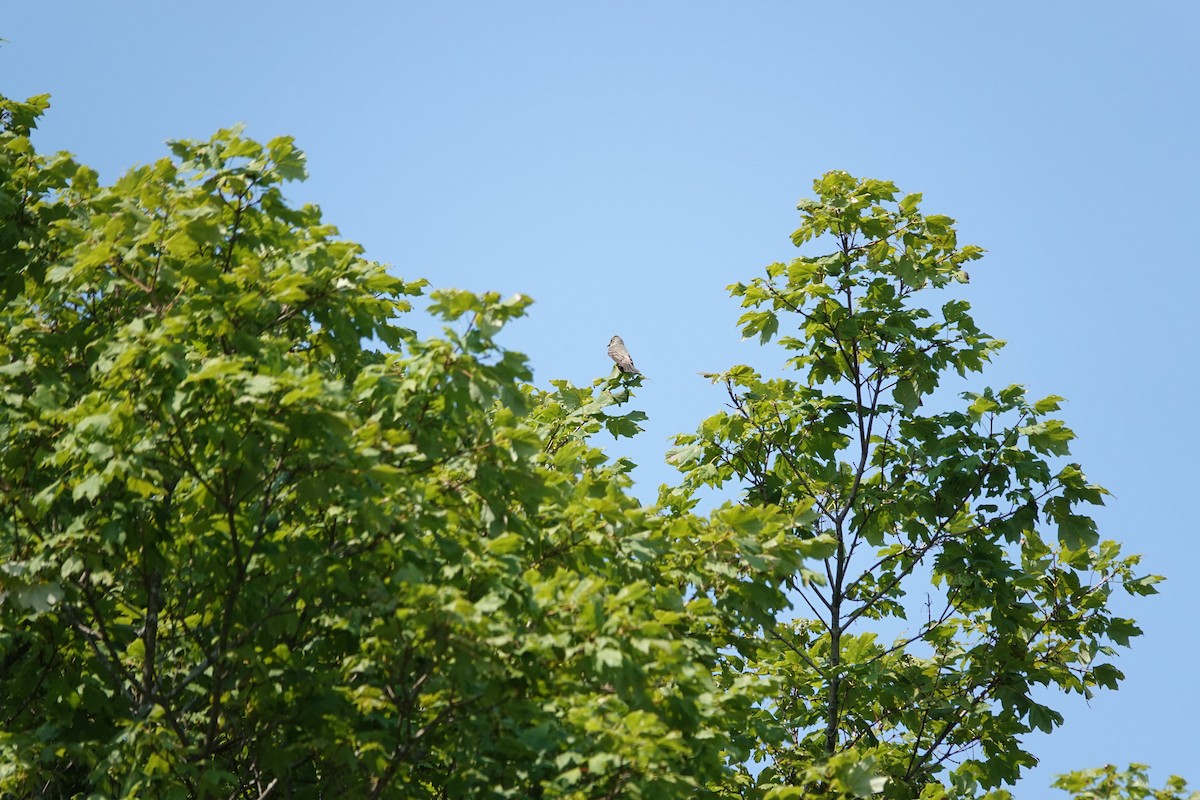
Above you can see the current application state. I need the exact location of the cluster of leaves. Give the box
[1054,765,1198,800]
[666,172,1162,798]
[0,93,804,798]
[0,94,1174,800]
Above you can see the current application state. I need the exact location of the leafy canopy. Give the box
[1054,765,1199,800]
[666,170,1161,798]
[0,93,803,799]
[0,95,1166,799]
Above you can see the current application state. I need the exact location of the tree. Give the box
[0,93,1168,799]
[665,171,1161,798]
[1054,765,1199,800]
[0,93,803,798]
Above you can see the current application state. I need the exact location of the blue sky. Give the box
[5,3,1198,794]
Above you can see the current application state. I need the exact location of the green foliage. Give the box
[0,93,798,798]
[1053,765,1199,800]
[0,97,1172,799]
[669,171,1163,798]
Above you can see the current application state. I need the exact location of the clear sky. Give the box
[5,3,1197,795]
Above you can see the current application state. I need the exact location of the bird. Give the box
[607,335,640,374]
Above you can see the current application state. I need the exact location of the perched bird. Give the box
[607,335,640,374]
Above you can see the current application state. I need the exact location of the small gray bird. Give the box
[607,335,640,374]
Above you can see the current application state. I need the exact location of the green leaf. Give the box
[595,647,623,669]
[485,533,523,555]
[894,379,919,413]
[13,582,64,613]
[72,474,104,501]
[1033,394,1065,413]
[968,393,998,418]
